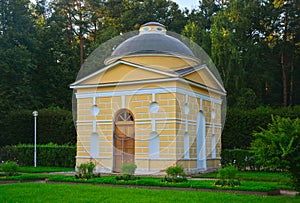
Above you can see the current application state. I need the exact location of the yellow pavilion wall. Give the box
[75,81,223,173]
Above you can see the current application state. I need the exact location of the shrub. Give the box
[222,106,300,149]
[0,144,76,167]
[218,165,238,180]
[116,163,138,181]
[0,108,76,146]
[76,162,99,180]
[215,165,240,187]
[162,165,187,183]
[221,149,259,170]
[166,165,185,178]
[121,163,137,176]
[251,116,300,191]
[1,161,19,176]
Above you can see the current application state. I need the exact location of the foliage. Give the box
[215,165,240,187]
[115,174,139,181]
[116,163,138,181]
[218,165,238,180]
[166,165,185,178]
[75,162,99,180]
[251,116,300,191]
[121,163,137,176]
[1,161,19,176]
[222,106,300,149]
[162,165,187,183]
[221,149,258,170]
[0,144,76,167]
[0,108,76,146]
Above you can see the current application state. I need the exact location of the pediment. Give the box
[70,60,176,87]
[179,65,226,94]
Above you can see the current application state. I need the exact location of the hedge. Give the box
[222,106,300,149]
[221,149,260,170]
[0,144,76,167]
[0,108,76,146]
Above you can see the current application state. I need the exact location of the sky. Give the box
[172,0,199,10]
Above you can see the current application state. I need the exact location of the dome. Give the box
[105,22,195,64]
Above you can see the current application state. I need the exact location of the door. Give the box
[113,109,135,172]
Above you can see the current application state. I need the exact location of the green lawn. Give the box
[0,169,295,192]
[0,166,74,173]
[18,166,74,173]
[194,171,290,182]
[0,183,299,203]
[47,175,287,192]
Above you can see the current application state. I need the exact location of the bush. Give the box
[166,165,185,178]
[1,161,19,176]
[218,165,238,180]
[221,149,259,170]
[116,163,138,181]
[251,116,300,191]
[162,165,187,183]
[215,165,240,187]
[76,162,99,180]
[121,163,137,176]
[0,144,76,167]
[0,108,76,146]
[222,106,300,149]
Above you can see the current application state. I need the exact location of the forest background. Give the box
[0,0,299,147]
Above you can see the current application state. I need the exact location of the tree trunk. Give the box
[281,52,288,107]
[289,57,294,106]
[80,36,84,67]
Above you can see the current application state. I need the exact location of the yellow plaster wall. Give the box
[75,73,223,172]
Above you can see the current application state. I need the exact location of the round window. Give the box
[156,27,163,32]
[149,102,159,113]
[90,105,100,116]
[142,26,151,32]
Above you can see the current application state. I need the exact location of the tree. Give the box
[0,0,38,112]
[262,0,300,107]
[251,116,300,191]
[182,0,220,55]
[209,0,294,108]
[99,0,187,34]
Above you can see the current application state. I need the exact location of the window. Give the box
[149,131,159,158]
[212,135,216,158]
[184,132,190,158]
[90,133,99,158]
[117,111,134,121]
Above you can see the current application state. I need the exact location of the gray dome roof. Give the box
[105,22,195,64]
[111,33,194,57]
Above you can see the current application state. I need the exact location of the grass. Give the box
[47,175,287,192]
[0,169,299,202]
[194,171,290,182]
[17,166,74,173]
[0,173,50,181]
[0,183,299,203]
[0,166,74,173]
[0,169,294,192]
[0,166,73,181]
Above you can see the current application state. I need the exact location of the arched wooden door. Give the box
[113,109,135,172]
